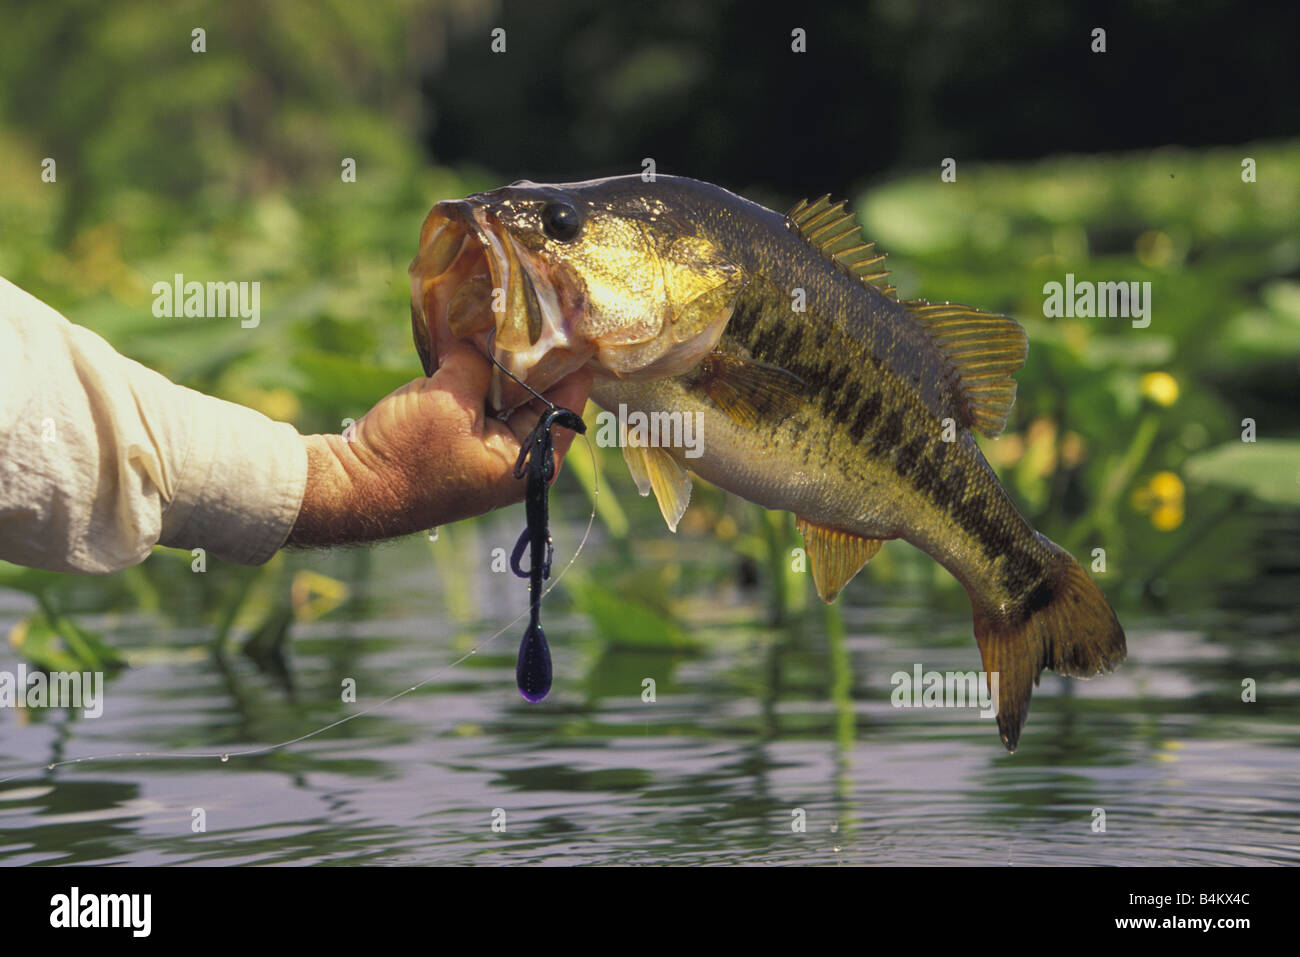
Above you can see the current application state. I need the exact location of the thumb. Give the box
[430,337,493,413]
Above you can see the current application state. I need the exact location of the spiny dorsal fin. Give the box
[901,300,1028,438]
[795,517,885,603]
[788,196,896,299]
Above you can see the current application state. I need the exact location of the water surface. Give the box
[1,514,1296,866]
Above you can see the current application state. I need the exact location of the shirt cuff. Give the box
[157,386,309,565]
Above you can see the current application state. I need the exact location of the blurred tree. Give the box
[0,0,456,241]
[425,0,1300,199]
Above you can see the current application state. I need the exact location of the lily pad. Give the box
[1183,439,1300,506]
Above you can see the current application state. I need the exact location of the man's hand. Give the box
[288,339,593,546]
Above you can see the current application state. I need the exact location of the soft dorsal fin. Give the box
[901,299,1028,438]
[788,195,896,299]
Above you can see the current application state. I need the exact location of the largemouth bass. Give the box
[408,174,1126,751]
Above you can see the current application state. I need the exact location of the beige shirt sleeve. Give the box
[0,277,308,574]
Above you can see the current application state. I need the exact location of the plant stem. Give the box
[1066,414,1159,552]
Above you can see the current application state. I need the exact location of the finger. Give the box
[502,400,544,446]
[495,368,594,475]
[499,406,584,486]
[544,366,594,418]
[542,368,594,464]
[430,338,493,425]
[479,423,530,493]
[498,401,574,485]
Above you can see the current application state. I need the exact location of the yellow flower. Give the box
[1135,230,1174,269]
[1149,471,1184,501]
[1140,372,1179,407]
[1131,470,1185,531]
[1151,504,1184,531]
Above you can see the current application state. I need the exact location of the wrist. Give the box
[289,433,413,546]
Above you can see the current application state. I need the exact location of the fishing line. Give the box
[0,429,600,786]
[484,326,552,409]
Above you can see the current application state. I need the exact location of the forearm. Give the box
[0,278,306,573]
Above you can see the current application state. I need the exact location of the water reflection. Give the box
[1,517,1297,866]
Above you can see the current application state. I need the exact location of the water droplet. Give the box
[427,527,439,541]
[46,764,55,771]
[220,754,229,763]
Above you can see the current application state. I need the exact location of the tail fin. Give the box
[972,536,1126,752]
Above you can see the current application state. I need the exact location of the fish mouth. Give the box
[409,199,593,412]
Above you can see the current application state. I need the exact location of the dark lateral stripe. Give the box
[733,299,1050,606]
[869,408,905,456]
[754,321,809,373]
[827,386,859,423]
[928,458,966,516]
[952,491,1047,599]
[888,417,1046,598]
[819,364,851,416]
[913,457,946,499]
[728,299,761,340]
[1023,579,1054,614]
[750,321,787,362]
[783,323,807,362]
[894,435,929,478]
[848,391,882,443]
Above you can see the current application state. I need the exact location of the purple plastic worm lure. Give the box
[509,405,586,701]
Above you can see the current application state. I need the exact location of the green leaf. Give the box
[0,561,66,596]
[567,576,696,650]
[291,350,415,411]
[1183,439,1300,506]
[11,612,128,674]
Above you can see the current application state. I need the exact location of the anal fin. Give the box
[795,517,884,603]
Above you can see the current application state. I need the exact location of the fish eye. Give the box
[540,202,582,242]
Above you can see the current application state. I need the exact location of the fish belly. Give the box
[591,375,908,539]
[591,372,1051,611]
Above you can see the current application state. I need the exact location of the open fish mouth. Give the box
[408,199,593,412]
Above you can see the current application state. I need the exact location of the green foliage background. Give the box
[0,1,1296,669]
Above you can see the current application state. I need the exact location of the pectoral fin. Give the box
[796,517,884,603]
[692,352,805,429]
[622,437,692,532]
